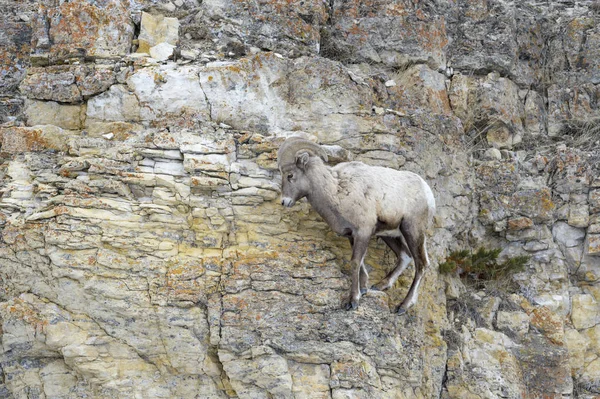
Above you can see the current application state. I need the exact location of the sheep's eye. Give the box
[287,173,294,181]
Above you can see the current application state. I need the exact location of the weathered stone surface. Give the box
[572,294,600,329]
[386,64,451,115]
[30,0,135,62]
[507,216,533,231]
[0,293,222,398]
[516,337,573,397]
[0,117,454,397]
[137,12,180,54]
[569,203,590,228]
[591,190,600,214]
[127,64,210,124]
[289,361,330,399]
[19,65,117,103]
[450,72,525,148]
[0,4,32,96]
[324,0,448,68]
[19,67,80,102]
[496,311,530,337]
[589,234,600,256]
[200,0,327,58]
[523,90,546,136]
[446,0,519,80]
[0,119,459,398]
[445,328,527,398]
[545,15,600,136]
[24,99,86,130]
[199,54,376,137]
[0,125,71,153]
[553,222,586,248]
[149,42,176,61]
[86,84,141,123]
[565,328,588,377]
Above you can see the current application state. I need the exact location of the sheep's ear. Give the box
[295,151,310,170]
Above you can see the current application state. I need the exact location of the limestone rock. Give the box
[19,68,80,103]
[20,65,118,103]
[509,188,555,223]
[289,361,330,399]
[553,222,586,248]
[24,100,86,130]
[0,126,71,154]
[86,84,141,123]
[569,204,590,228]
[590,190,600,214]
[149,42,176,61]
[137,12,180,54]
[483,147,502,160]
[571,294,600,329]
[199,54,375,137]
[565,328,589,377]
[516,336,573,397]
[200,0,327,57]
[445,328,527,398]
[452,72,525,148]
[220,348,294,398]
[523,90,547,135]
[496,311,530,337]
[324,0,447,68]
[446,0,519,81]
[528,305,565,346]
[31,0,135,61]
[589,235,600,256]
[127,64,210,123]
[507,216,534,231]
[0,12,31,96]
[387,64,452,115]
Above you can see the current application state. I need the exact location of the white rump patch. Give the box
[421,178,436,212]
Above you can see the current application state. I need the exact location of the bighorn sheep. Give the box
[277,137,436,314]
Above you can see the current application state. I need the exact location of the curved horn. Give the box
[277,137,328,168]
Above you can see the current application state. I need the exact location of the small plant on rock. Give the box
[439,247,529,283]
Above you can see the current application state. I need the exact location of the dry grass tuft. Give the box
[559,117,600,151]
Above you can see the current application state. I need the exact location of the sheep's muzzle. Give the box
[281,197,295,207]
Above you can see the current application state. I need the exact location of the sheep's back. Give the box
[333,162,434,228]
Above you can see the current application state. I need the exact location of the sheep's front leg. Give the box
[344,233,370,311]
[348,237,369,296]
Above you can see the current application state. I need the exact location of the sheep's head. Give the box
[277,137,328,207]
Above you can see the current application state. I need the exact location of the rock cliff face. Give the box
[0,0,599,398]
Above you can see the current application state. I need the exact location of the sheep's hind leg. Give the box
[344,233,370,310]
[371,236,412,291]
[397,224,429,315]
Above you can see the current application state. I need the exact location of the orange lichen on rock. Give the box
[529,306,565,346]
[0,127,67,154]
[3,298,49,331]
[33,0,134,61]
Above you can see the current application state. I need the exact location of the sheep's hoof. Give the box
[396,305,408,315]
[344,300,359,311]
[371,283,390,292]
[360,288,368,295]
